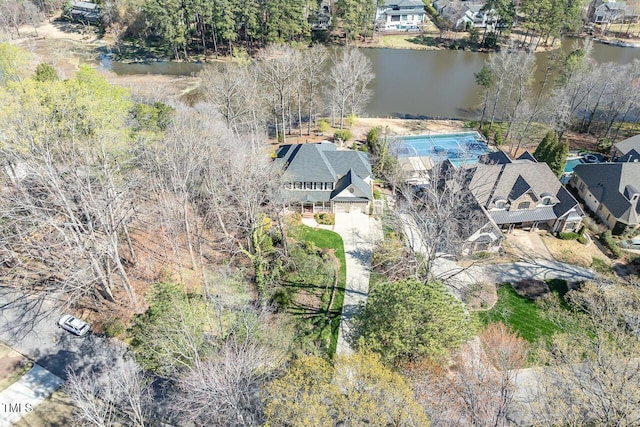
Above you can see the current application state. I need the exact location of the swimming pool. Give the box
[564,157,584,174]
[394,132,489,167]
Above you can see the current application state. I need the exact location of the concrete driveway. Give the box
[333,212,382,355]
[504,231,554,261]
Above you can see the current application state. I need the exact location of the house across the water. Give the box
[375,0,426,31]
[70,1,101,24]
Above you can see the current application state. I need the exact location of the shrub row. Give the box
[558,231,579,240]
[599,230,622,258]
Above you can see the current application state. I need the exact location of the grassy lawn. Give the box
[478,284,561,343]
[541,233,611,268]
[14,390,74,427]
[287,224,347,356]
[381,34,440,49]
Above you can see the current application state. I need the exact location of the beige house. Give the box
[571,162,640,235]
[466,151,583,233]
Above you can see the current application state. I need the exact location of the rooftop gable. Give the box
[470,161,563,207]
[573,162,640,219]
[614,133,640,156]
[517,151,538,163]
[618,149,640,163]
[331,169,371,200]
[508,175,534,201]
[323,150,372,180]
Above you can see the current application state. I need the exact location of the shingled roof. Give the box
[614,134,640,156]
[275,143,371,183]
[573,162,640,224]
[274,142,373,204]
[466,156,580,222]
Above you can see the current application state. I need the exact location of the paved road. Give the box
[334,212,382,355]
[0,287,126,379]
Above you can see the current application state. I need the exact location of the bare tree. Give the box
[522,282,640,426]
[199,63,266,139]
[256,44,297,143]
[171,338,277,426]
[302,44,329,135]
[393,161,496,285]
[411,323,528,427]
[0,70,138,305]
[326,48,374,129]
[483,46,536,137]
[66,356,152,427]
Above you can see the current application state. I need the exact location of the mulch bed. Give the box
[512,279,550,300]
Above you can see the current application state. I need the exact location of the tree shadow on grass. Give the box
[406,35,441,47]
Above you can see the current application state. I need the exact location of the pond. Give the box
[99,38,640,120]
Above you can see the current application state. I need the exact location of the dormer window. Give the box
[493,196,507,209]
[517,201,531,210]
[539,192,555,206]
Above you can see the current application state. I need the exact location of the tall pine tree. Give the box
[533,131,568,177]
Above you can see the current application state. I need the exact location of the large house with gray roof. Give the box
[466,151,584,234]
[274,142,373,214]
[611,133,640,163]
[375,0,426,31]
[570,162,640,234]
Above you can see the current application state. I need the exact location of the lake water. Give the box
[99,39,640,119]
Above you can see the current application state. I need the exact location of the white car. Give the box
[619,237,640,251]
[57,314,90,336]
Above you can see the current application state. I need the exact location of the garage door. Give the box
[350,203,367,213]
[333,202,351,213]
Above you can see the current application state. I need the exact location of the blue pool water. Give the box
[394,132,489,167]
[564,158,584,174]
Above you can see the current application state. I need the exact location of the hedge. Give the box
[599,230,622,258]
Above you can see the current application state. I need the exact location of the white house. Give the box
[433,0,498,30]
[457,4,498,30]
[375,0,426,31]
[592,0,627,23]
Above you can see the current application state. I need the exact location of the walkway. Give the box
[0,364,64,427]
[333,212,383,355]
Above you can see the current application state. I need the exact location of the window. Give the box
[579,182,586,191]
[391,15,400,21]
[495,200,506,209]
[541,197,552,206]
[517,201,531,210]
[401,14,407,20]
